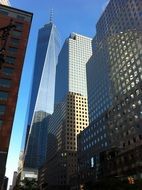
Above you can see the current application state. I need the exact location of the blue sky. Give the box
[6,0,109,187]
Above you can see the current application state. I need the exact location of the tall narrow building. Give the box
[0,4,32,188]
[39,33,92,189]
[23,22,60,179]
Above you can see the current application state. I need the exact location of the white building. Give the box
[9,172,17,190]
[0,0,10,6]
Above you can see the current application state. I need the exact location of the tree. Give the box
[13,178,39,190]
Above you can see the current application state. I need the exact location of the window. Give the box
[8,47,18,53]
[91,157,94,167]
[0,105,6,115]
[17,15,25,21]
[0,79,11,88]
[5,56,16,64]
[2,67,14,76]
[12,30,22,38]
[11,38,20,46]
[0,91,8,100]
[0,10,8,15]
[0,120,3,127]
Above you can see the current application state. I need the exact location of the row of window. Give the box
[0,104,6,115]
[2,68,14,78]
[0,119,3,127]
[0,79,11,88]
[0,91,8,101]
[0,9,26,22]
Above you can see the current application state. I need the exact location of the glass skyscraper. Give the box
[55,33,92,103]
[87,0,142,122]
[23,22,60,177]
[78,0,142,186]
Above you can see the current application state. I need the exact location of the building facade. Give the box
[78,0,142,187]
[38,33,92,189]
[23,22,60,177]
[1,177,8,190]
[55,33,92,103]
[39,92,89,189]
[9,171,18,190]
[0,5,32,188]
[78,111,111,184]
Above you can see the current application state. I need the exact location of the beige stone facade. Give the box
[44,92,89,187]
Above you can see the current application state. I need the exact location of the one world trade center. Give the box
[22,21,60,178]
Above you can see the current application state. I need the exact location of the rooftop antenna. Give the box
[50,9,53,23]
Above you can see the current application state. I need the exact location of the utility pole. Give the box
[0,20,15,69]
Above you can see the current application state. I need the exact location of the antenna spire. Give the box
[50,9,53,23]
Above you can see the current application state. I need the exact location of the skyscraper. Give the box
[23,22,60,179]
[87,0,142,122]
[55,33,92,103]
[0,0,10,6]
[78,0,142,187]
[0,4,32,188]
[39,33,92,188]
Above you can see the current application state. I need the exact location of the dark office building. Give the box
[1,176,8,190]
[0,4,32,188]
[78,0,142,188]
